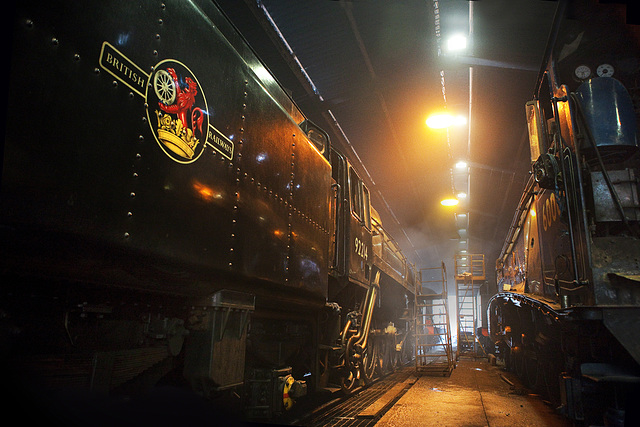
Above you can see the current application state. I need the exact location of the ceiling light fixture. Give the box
[447,34,467,52]
[426,113,467,129]
[440,197,459,207]
[426,113,453,129]
[455,160,468,169]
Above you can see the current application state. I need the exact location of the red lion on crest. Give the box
[158,68,204,139]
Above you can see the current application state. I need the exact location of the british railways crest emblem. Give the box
[146,60,208,163]
[98,42,234,164]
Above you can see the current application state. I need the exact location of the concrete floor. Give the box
[376,357,571,427]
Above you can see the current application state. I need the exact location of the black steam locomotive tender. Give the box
[2,0,417,422]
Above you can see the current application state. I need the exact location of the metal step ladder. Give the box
[415,262,454,376]
[455,254,486,357]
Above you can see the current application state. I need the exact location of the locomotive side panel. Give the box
[235,80,296,288]
[290,139,332,297]
[536,189,574,299]
[2,0,329,301]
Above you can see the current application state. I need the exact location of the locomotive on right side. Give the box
[489,2,640,425]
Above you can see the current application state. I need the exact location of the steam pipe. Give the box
[344,271,381,366]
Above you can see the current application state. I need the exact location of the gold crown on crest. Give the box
[155,110,200,159]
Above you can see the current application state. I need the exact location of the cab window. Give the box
[349,167,371,229]
[362,185,371,229]
[350,167,362,219]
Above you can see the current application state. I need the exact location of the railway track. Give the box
[283,365,417,427]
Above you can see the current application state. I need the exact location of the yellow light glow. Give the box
[426,114,467,129]
[427,114,453,129]
[440,198,459,207]
[453,115,467,126]
[192,180,222,202]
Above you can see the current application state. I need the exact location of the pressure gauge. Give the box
[574,65,591,80]
[597,63,614,77]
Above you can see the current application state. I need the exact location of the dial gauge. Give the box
[574,65,591,80]
[597,63,614,77]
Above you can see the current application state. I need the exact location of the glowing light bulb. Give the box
[441,198,459,207]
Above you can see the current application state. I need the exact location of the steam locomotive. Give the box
[489,2,640,425]
[1,0,417,422]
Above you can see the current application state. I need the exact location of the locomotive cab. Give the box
[329,148,374,290]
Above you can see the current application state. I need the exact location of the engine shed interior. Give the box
[3,0,640,426]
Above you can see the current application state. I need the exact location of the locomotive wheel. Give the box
[340,367,358,393]
[524,351,539,389]
[362,343,377,384]
[382,338,397,374]
[538,357,562,405]
[398,332,415,366]
[512,347,525,378]
[374,339,385,376]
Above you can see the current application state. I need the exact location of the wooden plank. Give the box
[357,377,414,418]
